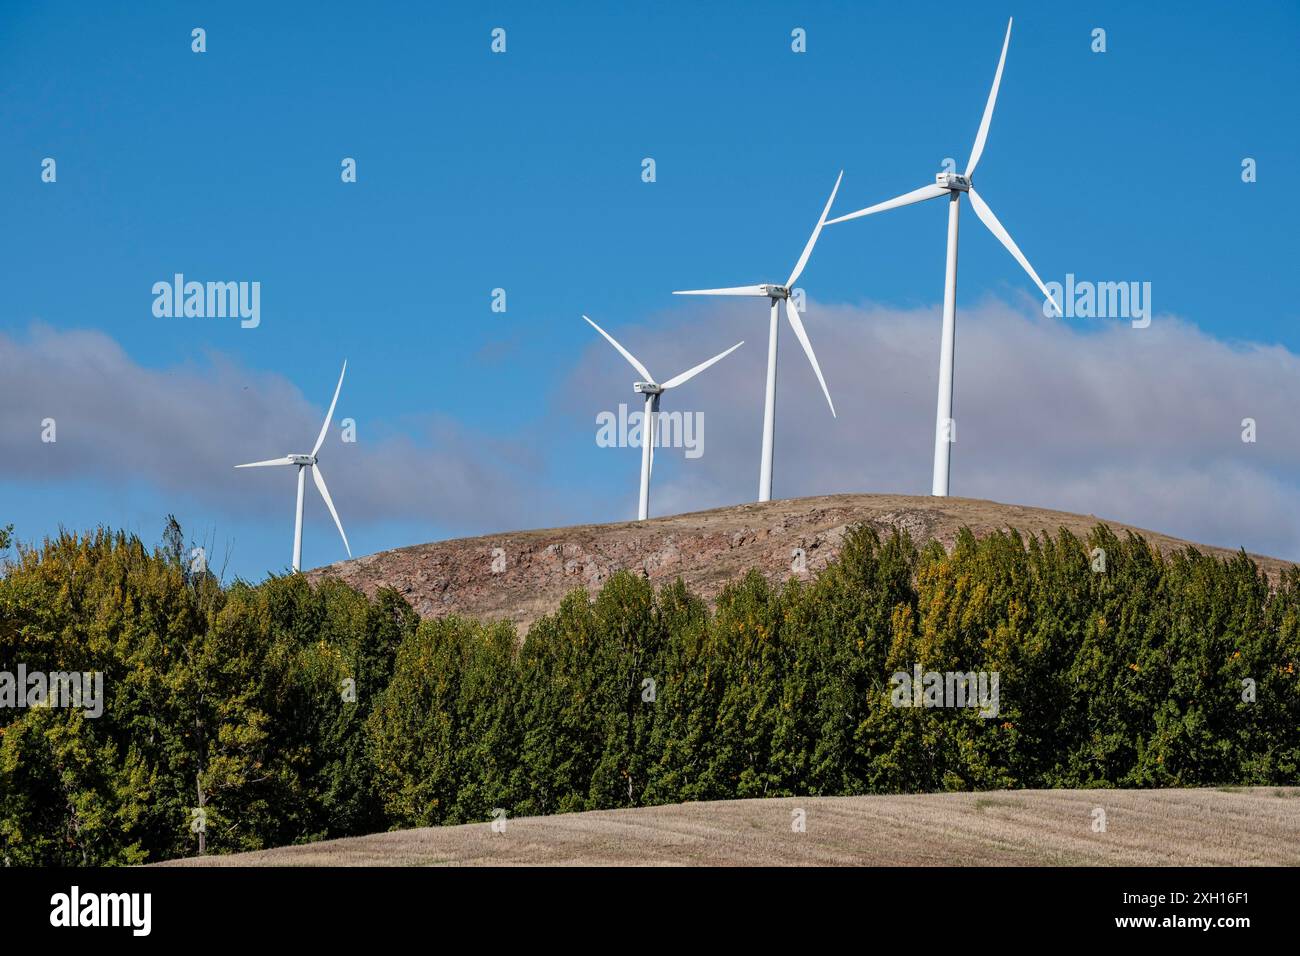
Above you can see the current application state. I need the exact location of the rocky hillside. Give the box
[308,493,1294,633]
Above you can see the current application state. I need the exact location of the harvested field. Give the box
[165,787,1300,867]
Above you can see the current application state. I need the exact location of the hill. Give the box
[309,493,1294,632]
[165,786,1300,866]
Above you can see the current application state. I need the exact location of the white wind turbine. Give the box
[674,172,842,503]
[584,315,742,521]
[825,17,1062,497]
[236,361,352,572]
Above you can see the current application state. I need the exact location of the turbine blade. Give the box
[311,360,347,457]
[786,170,844,288]
[783,297,835,418]
[967,186,1062,317]
[583,315,653,381]
[966,17,1013,177]
[235,457,295,468]
[671,285,768,296]
[659,341,744,390]
[310,464,351,557]
[824,184,947,225]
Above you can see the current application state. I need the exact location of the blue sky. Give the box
[2,1,1298,579]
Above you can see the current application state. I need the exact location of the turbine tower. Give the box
[825,18,1062,496]
[584,315,742,521]
[674,172,842,503]
[236,361,352,572]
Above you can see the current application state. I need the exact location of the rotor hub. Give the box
[936,172,970,192]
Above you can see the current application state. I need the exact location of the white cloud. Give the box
[0,325,545,534]
[561,296,1300,560]
[6,299,1299,567]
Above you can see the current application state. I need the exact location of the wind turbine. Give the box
[825,17,1062,497]
[235,361,352,572]
[584,315,742,521]
[674,172,842,503]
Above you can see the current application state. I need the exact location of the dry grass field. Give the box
[166,787,1300,867]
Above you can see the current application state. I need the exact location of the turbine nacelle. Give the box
[633,382,663,395]
[936,172,971,192]
[288,454,317,466]
[760,284,791,299]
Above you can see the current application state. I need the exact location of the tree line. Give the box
[1,518,1296,864]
